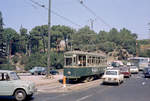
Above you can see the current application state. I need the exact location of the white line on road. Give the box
[142,82,146,85]
[76,94,93,101]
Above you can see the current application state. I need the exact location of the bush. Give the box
[12,55,19,64]
[24,51,64,70]
[0,64,15,70]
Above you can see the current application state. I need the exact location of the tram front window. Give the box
[66,58,72,66]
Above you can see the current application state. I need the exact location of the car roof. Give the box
[0,70,14,73]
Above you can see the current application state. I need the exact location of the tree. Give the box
[19,26,28,54]
[3,28,19,56]
[71,26,97,51]
[30,25,48,53]
[98,31,109,42]
[51,25,75,51]
[0,11,3,32]
[30,25,74,52]
[0,11,7,69]
[97,42,116,53]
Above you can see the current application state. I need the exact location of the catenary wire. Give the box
[77,0,112,29]
[26,0,82,27]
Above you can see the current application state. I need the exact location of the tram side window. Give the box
[66,58,72,66]
[87,56,92,66]
[78,55,86,66]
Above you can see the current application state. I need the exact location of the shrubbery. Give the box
[24,51,64,70]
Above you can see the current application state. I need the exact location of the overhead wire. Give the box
[26,0,82,27]
[24,0,37,9]
[77,0,112,29]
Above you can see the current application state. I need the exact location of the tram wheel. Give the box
[89,76,94,82]
[83,77,90,83]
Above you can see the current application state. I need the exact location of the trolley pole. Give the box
[47,0,51,77]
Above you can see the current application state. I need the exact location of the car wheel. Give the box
[118,81,120,85]
[14,89,26,101]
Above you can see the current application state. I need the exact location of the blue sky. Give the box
[0,0,150,39]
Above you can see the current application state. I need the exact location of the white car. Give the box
[102,69,124,85]
[130,66,139,74]
[106,66,113,70]
[0,70,37,101]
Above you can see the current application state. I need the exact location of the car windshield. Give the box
[10,72,20,80]
[106,71,117,75]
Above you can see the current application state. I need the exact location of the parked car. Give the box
[120,67,131,78]
[50,70,59,75]
[130,66,139,74]
[29,67,45,75]
[0,70,37,101]
[41,70,59,75]
[102,69,124,85]
[143,67,150,78]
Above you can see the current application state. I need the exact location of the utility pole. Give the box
[136,40,138,57]
[89,19,94,30]
[47,0,51,77]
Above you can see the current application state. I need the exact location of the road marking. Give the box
[76,94,93,101]
[142,82,146,85]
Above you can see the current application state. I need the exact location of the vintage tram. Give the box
[64,51,107,82]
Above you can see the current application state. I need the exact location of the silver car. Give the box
[0,70,37,101]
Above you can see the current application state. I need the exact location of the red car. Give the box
[120,67,131,78]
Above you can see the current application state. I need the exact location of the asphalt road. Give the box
[1,72,150,101]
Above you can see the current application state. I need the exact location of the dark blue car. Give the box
[143,67,150,78]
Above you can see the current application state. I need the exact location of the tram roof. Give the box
[64,51,106,57]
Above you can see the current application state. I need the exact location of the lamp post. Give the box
[47,0,51,77]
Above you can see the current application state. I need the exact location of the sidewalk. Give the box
[20,75,63,86]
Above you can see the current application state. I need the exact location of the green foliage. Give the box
[50,51,64,69]
[0,11,3,32]
[97,42,116,53]
[0,64,15,70]
[138,39,150,45]
[139,50,150,57]
[71,26,97,51]
[24,51,64,70]
[0,11,7,68]
[24,52,47,70]
[3,28,19,55]
[18,27,28,53]
[12,55,19,64]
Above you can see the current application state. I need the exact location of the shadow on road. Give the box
[59,79,81,84]
[0,96,34,101]
[100,82,121,86]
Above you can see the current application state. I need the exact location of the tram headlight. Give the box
[67,71,71,75]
